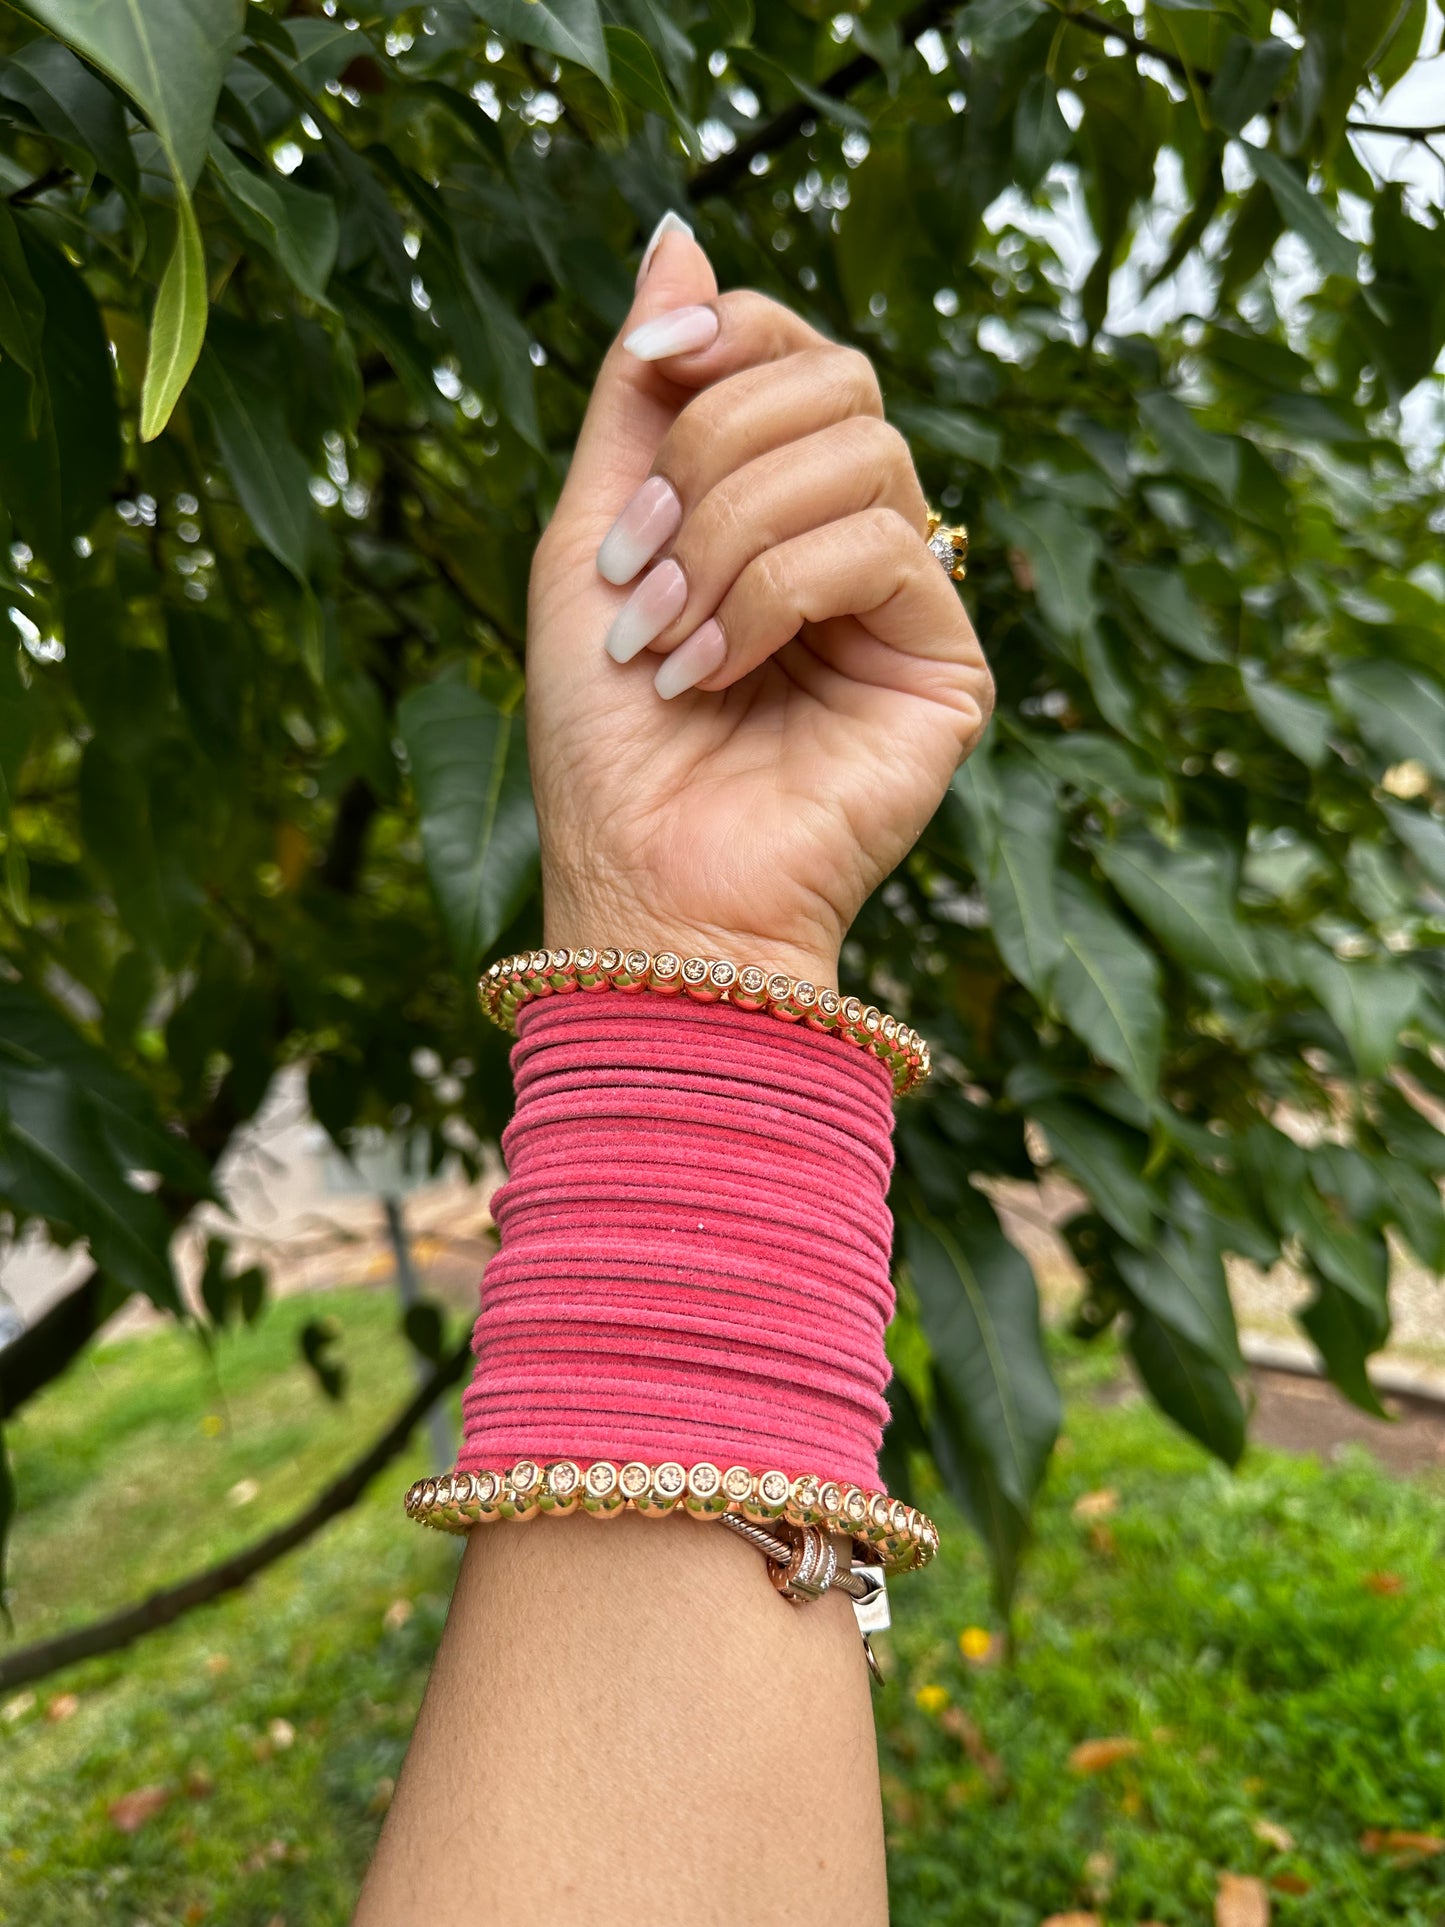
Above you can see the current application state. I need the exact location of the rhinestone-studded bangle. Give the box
[404,1458,938,1577]
[478,948,931,1098]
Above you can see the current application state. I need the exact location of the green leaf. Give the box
[1090,830,1262,987]
[0,1061,180,1312]
[1126,1309,1245,1464]
[904,1199,1060,1519]
[0,227,120,564]
[1207,34,1295,135]
[466,0,611,85]
[1330,660,1445,780]
[458,254,544,452]
[0,979,210,1196]
[0,35,139,200]
[706,0,753,45]
[13,0,243,187]
[191,344,313,580]
[1299,1276,1389,1419]
[403,1300,447,1363]
[1115,564,1230,663]
[1009,725,1168,811]
[1300,949,1420,1078]
[993,499,1101,641]
[984,758,1065,999]
[604,26,693,148]
[397,681,540,974]
[209,137,338,306]
[140,187,207,442]
[1116,1209,1241,1372]
[1247,145,1358,280]
[1053,871,1164,1099]
[890,399,1003,472]
[1241,660,1332,768]
[79,742,207,969]
[1381,800,1445,893]
[1138,390,1240,502]
[1031,1097,1159,1248]
[1013,73,1071,185]
[0,204,44,378]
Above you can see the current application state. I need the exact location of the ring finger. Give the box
[602,415,928,665]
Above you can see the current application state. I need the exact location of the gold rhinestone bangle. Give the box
[404,1458,938,1577]
[478,948,931,1098]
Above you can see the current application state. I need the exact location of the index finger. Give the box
[622,288,833,392]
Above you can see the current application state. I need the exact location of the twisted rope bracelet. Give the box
[479,948,931,1099]
[405,1457,938,1578]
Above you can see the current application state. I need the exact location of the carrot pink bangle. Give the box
[404,987,937,1578]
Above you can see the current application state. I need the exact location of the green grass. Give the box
[2,1295,1444,1925]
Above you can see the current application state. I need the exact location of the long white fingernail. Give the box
[597,475,682,585]
[637,210,693,286]
[654,619,726,699]
[624,305,719,362]
[605,560,687,663]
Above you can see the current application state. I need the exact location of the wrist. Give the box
[542,881,842,993]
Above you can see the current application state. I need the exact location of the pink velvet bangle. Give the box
[457,990,897,1493]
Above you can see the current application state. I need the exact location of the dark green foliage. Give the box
[1,0,1442,1603]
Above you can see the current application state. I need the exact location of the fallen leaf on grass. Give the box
[1041,1915,1100,1926]
[1069,1737,1143,1774]
[204,1653,232,1677]
[1269,1874,1311,1896]
[1072,1488,1118,1519]
[44,1693,78,1722]
[938,1705,1005,1786]
[109,1786,170,1833]
[1360,1829,1444,1855]
[184,1904,209,1923]
[1216,1872,1270,1926]
[1364,1571,1405,1596]
[1252,1819,1295,1853]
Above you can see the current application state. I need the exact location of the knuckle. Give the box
[863,501,915,550]
[690,478,757,556]
[835,343,883,414]
[741,543,791,609]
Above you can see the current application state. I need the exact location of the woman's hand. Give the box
[526,219,994,989]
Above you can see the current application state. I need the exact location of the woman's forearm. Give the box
[355,1513,886,1923]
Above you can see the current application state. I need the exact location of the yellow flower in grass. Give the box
[914,1683,950,1715]
[959,1626,993,1662]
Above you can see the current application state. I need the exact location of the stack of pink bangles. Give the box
[405,942,939,1639]
[478,946,932,1098]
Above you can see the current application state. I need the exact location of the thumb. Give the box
[558,213,718,520]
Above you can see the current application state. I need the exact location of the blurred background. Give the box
[1,0,1444,1921]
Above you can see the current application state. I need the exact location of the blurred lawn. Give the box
[1,1293,1443,1925]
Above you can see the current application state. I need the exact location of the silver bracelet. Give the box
[720,1514,890,1684]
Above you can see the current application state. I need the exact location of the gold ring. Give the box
[926,507,969,581]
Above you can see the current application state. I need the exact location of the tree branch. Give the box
[0,1334,471,1692]
[689,0,960,200]
[6,166,74,207]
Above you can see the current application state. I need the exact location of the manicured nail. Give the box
[605,559,687,663]
[654,619,726,699]
[623,305,719,362]
[597,476,682,586]
[636,210,693,286]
